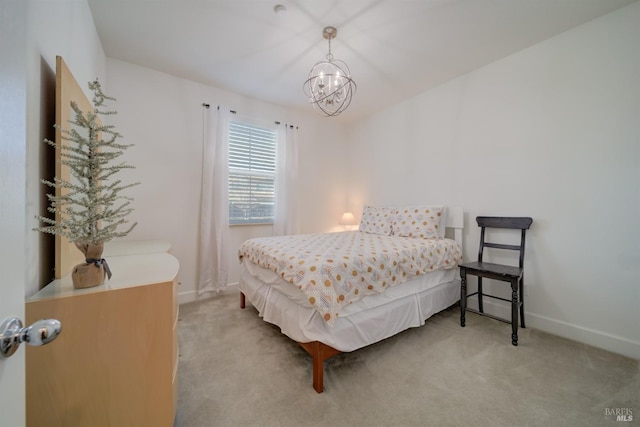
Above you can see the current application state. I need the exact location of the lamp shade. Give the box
[339,212,356,226]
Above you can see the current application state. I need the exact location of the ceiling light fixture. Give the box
[303,26,356,117]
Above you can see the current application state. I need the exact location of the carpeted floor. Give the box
[175,291,639,427]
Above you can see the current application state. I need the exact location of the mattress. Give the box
[239,261,460,352]
[238,231,462,326]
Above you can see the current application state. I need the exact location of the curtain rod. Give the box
[201,103,236,114]
[202,103,297,128]
[276,122,299,129]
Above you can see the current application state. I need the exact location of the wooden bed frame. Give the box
[240,293,340,393]
[239,207,463,393]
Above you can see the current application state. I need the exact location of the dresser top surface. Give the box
[29,249,179,302]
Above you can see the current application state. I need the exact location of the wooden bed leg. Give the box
[298,341,341,393]
[240,292,245,309]
[311,342,324,393]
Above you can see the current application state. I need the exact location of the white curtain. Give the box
[273,124,299,236]
[197,106,231,294]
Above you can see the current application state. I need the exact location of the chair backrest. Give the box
[476,217,533,269]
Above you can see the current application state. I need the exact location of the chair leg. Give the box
[511,279,518,346]
[460,269,467,327]
[519,277,525,328]
[477,277,484,313]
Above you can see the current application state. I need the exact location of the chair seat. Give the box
[459,261,522,280]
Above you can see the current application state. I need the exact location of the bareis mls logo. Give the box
[605,408,633,422]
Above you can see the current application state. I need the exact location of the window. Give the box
[228,120,277,225]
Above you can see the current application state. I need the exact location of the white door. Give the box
[1,1,28,425]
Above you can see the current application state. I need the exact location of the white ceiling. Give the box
[88,0,635,123]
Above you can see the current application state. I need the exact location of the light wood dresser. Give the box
[26,241,179,427]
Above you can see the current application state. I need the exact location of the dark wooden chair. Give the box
[459,216,533,346]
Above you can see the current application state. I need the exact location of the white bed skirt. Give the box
[239,266,461,353]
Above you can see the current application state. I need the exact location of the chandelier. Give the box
[303,26,357,117]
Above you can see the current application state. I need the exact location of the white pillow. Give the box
[359,206,394,236]
[392,206,444,239]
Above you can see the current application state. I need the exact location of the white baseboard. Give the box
[177,282,239,305]
[466,296,640,360]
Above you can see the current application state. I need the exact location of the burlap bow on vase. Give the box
[71,242,112,289]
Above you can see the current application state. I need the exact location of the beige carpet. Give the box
[175,291,638,427]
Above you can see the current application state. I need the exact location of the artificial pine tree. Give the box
[36,80,139,287]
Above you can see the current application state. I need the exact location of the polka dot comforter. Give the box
[238,231,462,327]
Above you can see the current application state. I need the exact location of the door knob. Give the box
[0,317,62,358]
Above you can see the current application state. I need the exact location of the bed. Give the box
[238,206,464,393]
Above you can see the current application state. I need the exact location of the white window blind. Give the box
[228,120,277,225]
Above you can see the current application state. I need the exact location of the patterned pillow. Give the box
[392,206,444,239]
[359,206,394,235]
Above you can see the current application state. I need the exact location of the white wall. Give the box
[105,59,349,303]
[26,0,107,298]
[347,3,640,358]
